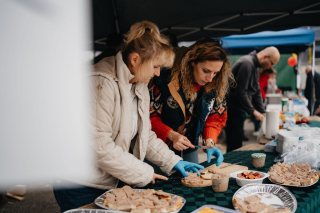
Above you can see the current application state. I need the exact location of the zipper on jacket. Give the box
[97,75,105,101]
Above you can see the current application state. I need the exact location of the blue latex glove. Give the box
[207,147,224,166]
[173,160,204,177]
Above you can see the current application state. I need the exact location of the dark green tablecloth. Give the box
[147,150,320,213]
[308,120,320,128]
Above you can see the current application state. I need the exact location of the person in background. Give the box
[149,38,234,166]
[53,21,204,212]
[226,47,280,152]
[251,68,278,136]
[315,105,320,116]
[259,68,277,100]
[267,69,278,94]
[305,65,320,115]
[312,67,320,115]
[93,33,123,64]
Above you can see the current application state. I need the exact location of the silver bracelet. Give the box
[205,138,215,147]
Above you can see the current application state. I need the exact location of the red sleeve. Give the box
[150,116,172,144]
[148,80,172,145]
[202,110,227,143]
[259,74,268,100]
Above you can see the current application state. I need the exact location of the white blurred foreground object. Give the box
[12,185,26,196]
[0,0,92,188]
[265,110,280,139]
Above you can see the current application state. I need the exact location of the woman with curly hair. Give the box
[149,38,235,165]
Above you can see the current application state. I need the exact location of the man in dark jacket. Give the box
[93,33,123,64]
[226,47,280,152]
[305,65,320,115]
[305,65,313,113]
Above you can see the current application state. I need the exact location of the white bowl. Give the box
[229,170,269,186]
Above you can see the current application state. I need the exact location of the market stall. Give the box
[79,121,320,213]
[181,28,314,94]
[78,149,320,213]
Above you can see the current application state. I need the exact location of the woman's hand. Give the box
[173,161,204,177]
[168,131,195,151]
[207,147,224,166]
[150,173,168,184]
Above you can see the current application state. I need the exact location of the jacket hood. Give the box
[93,52,134,84]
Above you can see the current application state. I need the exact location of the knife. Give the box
[219,162,242,169]
[194,145,213,149]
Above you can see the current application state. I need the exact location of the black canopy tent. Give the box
[92,0,320,51]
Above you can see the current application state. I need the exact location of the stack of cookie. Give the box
[233,195,291,213]
[269,162,320,186]
[103,186,183,213]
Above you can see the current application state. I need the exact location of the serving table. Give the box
[79,142,320,213]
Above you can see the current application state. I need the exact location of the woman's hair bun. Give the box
[122,21,174,82]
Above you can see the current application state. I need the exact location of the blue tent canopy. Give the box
[220,28,314,54]
[179,28,315,54]
[221,28,314,49]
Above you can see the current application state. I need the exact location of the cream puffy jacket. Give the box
[73,52,182,190]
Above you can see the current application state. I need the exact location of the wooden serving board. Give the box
[181,162,248,187]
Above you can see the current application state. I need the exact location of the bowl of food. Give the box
[230,170,269,186]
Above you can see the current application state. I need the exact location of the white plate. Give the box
[232,184,297,213]
[64,209,117,213]
[191,205,238,213]
[94,189,186,213]
[229,170,269,186]
[268,174,319,187]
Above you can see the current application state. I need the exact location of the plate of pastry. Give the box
[232,184,297,213]
[95,185,186,213]
[191,204,237,213]
[268,162,320,187]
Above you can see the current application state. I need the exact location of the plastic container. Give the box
[276,129,301,153]
[293,99,305,105]
[284,112,296,125]
[264,140,277,153]
[288,100,294,112]
[229,170,269,186]
[252,153,266,168]
[64,210,114,213]
[211,174,229,193]
[282,98,289,112]
[191,205,238,213]
[266,94,282,104]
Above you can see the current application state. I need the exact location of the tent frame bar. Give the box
[205,28,241,31]
[177,29,201,39]
[160,2,320,39]
[94,38,107,45]
[204,14,240,28]
[295,10,320,14]
[244,14,289,31]
[111,0,120,33]
[171,27,198,30]
[243,12,287,16]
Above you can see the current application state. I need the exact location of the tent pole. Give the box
[311,41,316,115]
[312,41,315,77]
[111,0,120,33]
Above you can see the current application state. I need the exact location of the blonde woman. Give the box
[149,38,234,165]
[53,21,204,212]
